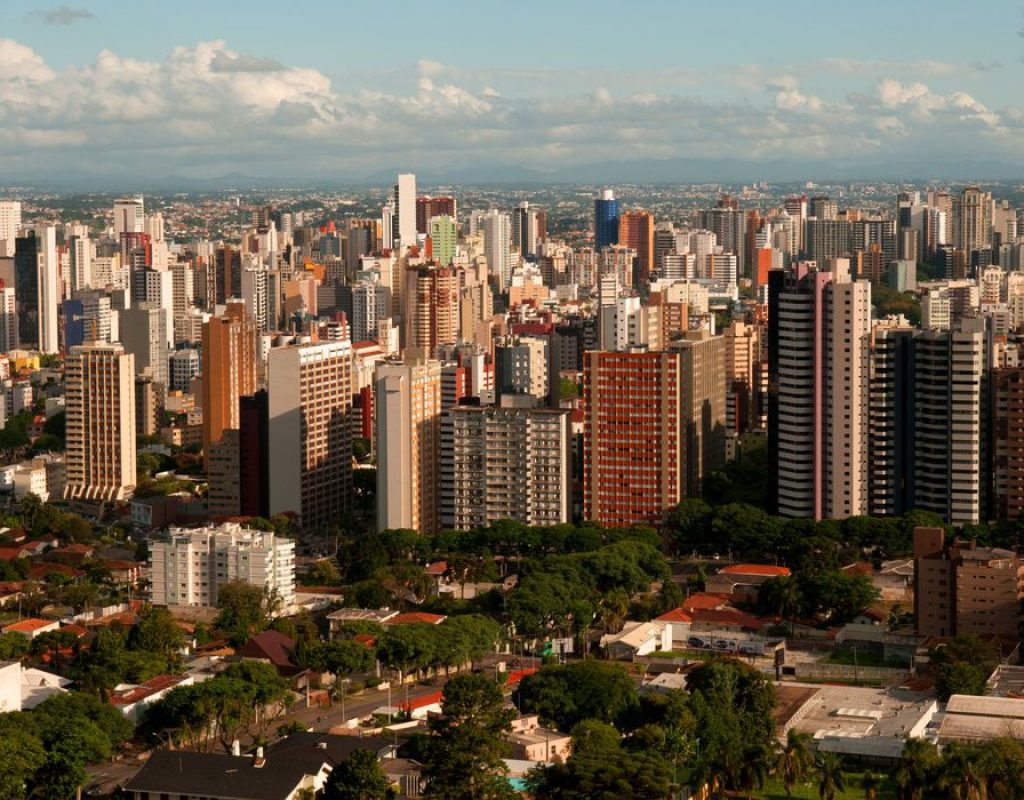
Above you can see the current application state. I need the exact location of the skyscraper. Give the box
[583,350,683,526]
[512,201,543,260]
[618,210,655,285]
[0,201,21,258]
[120,303,169,389]
[670,330,727,497]
[268,340,353,530]
[440,396,571,530]
[64,343,136,501]
[406,265,459,354]
[0,286,17,353]
[768,262,872,519]
[416,196,456,235]
[113,197,144,238]
[482,210,512,292]
[594,189,620,248]
[395,173,417,248]
[914,318,989,524]
[428,214,457,267]
[375,356,442,534]
[201,301,257,468]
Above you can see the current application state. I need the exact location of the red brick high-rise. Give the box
[583,350,682,526]
[416,196,457,235]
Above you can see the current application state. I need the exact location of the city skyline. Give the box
[2,1,1024,181]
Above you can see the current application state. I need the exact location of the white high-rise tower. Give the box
[395,174,417,248]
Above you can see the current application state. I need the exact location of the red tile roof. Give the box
[27,563,83,580]
[238,630,298,669]
[399,690,443,713]
[385,612,446,626]
[109,675,188,706]
[0,546,29,560]
[505,668,539,687]
[680,592,731,611]
[3,617,56,633]
[718,564,791,577]
[424,561,447,576]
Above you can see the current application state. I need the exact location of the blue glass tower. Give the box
[594,189,619,248]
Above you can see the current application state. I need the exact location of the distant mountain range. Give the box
[5,158,1024,192]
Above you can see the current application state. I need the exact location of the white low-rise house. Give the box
[0,661,71,712]
[600,621,672,659]
[109,675,195,723]
[0,661,20,712]
[21,667,71,708]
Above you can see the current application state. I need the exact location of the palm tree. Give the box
[937,744,988,800]
[738,743,772,799]
[816,752,845,800]
[862,771,880,800]
[777,729,814,796]
[895,738,939,800]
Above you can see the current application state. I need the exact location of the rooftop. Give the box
[718,564,791,577]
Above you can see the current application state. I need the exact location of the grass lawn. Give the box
[754,770,898,799]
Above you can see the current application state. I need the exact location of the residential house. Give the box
[109,675,194,723]
[507,714,572,763]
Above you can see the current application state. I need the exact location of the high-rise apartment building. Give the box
[0,286,17,352]
[121,303,169,389]
[583,350,683,526]
[440,396,571,530]
[416,196,456,236]
[512,201,544,260]
[594,189,620,249]
[618,210,655,285]
[868,327,917,517]
[427,215,457,267]
[914,318,989,524]
[482,210,512,292]
[268,341,353,530]
[0,201,22,257]
[15,226,59,353]
[670,330,727,497]
[375,357,442,534]
[113,197,145,238]
[201,301,257,468]
[406,266,459,355]
[395,173,417,248]
[148,523,295,610]
[64,344,136,501]
[768,262,871,519]
[953,186,993,257]
[994,367,1024,522]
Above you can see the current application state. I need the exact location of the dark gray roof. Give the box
[125,735,396,800]
[125,750,308,800]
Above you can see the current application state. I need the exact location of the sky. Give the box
[2,0,1024,182]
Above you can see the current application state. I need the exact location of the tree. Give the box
[324,749,396,800]
[0,726,44,800]
[777,729,814,797]
[516,661,639,731]
[127,604,185,667]
[214,581,276,645]
[895,739,939,800]
[423,673,514,800]
[931,636,999,702]
[816,752,845,800]
[862,771,880,800]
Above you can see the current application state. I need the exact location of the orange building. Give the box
[618,210,655,285]
[201,301,257,469]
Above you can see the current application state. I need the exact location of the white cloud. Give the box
[0,38,1021,178]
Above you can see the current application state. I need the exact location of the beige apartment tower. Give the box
[268,340,353,530]
[65,344,137,501]
[375,356,443,534]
